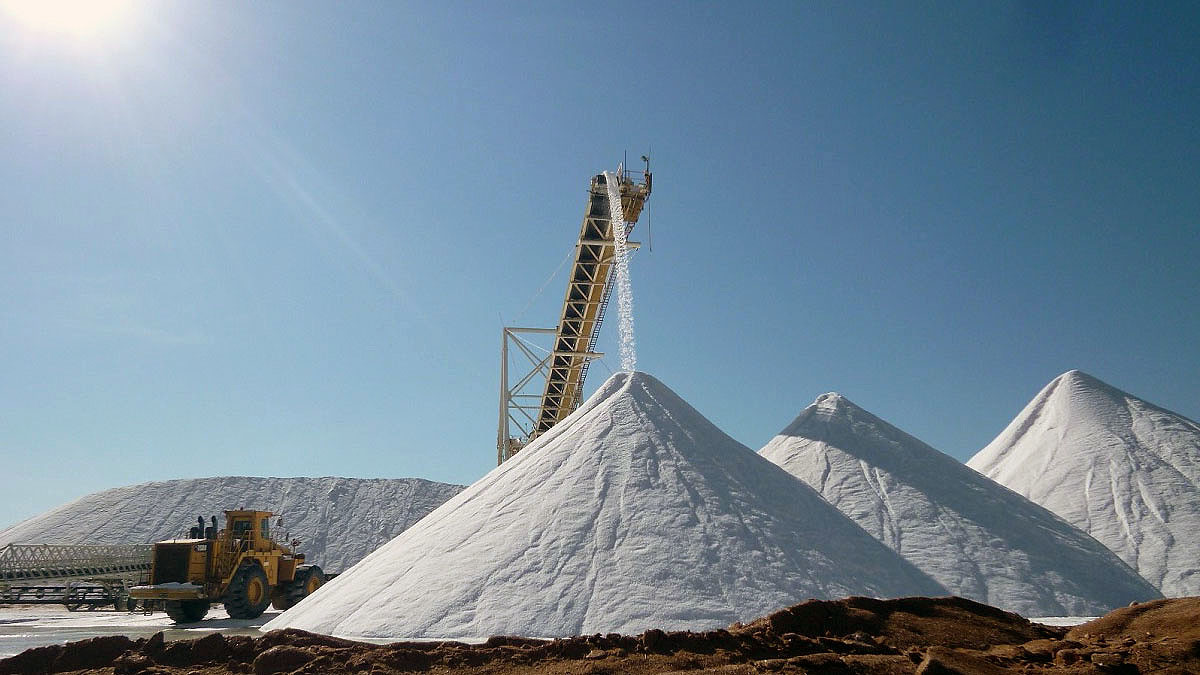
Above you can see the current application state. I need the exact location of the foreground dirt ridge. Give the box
[2,596,1197,674]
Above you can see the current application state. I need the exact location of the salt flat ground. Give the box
[0,605,277,658]
[1031,616,1098,627]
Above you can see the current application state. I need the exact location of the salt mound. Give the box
[968,370,1200,596]
[266,371,945,639]
[760,393,1160,617]
[0,477,464,572]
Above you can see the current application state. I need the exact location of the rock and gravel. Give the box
[4,596,1198,674]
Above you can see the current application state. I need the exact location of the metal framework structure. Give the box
[497,161,652,464]
[496,326,563,465]
[0,543,152,608]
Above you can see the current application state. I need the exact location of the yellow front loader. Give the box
[129,510,323,623]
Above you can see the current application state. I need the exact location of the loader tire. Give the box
[165,599,210,623]
[282,564,324,609]
[223,563,271,620]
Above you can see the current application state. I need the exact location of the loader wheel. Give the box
[223,563,271,620]
[165,600,210,623]
[268,564,325,611]
[283,564,324,609]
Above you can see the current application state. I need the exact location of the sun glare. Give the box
[1,0,135,39]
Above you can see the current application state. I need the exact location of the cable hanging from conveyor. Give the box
[509,245,576,325]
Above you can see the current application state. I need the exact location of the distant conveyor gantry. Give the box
[0,543,152,609]
[498,159,652,464]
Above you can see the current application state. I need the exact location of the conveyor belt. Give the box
[532,171,650,436]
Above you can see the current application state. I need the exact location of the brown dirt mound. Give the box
[1068,597,1200,643]
[1064,597,1200,670]
[738,595,1060,650]
[2,596,1197,674]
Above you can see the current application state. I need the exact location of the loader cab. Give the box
[224,510,275,552]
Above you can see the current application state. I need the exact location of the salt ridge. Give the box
[266,371,945,639]
[760,392,1161,616]
[968,370,1200,596]
[0,477,464,573]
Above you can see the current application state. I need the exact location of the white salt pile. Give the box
[969,370,1200,597]
[760,393,1161,616]
[0,477,464,572]
[266,372,944,639]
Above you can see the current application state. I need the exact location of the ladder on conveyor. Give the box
[497,160,652,464]
[0,543,153,609]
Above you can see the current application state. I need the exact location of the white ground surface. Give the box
[969,370,1200,597]
[0,605,275,658]
[0,477,464,572]
[760,392,1161,616]
[1030,616,1097,627]
[267,371,945,640]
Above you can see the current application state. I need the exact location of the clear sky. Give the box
[1,2,1197,530]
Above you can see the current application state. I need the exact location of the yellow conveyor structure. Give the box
[535,170,651,435]
[497,164,651,464]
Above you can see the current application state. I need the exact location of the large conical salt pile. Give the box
[760,393,1161,617]
[968,370,1200,597]
[0,477,464,572]
[266,372,944,639]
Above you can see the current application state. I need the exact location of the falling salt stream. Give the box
[603,170,637,372]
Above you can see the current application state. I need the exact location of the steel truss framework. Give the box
[0,543,152,582]
[496,327,567,465]
[497,166,651,464]
[0,544,153,606]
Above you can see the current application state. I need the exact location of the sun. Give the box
[0,0,135,39]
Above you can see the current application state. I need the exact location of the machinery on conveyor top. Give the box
[497,159,652,464]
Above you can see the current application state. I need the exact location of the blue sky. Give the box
[1,2,1197,529]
